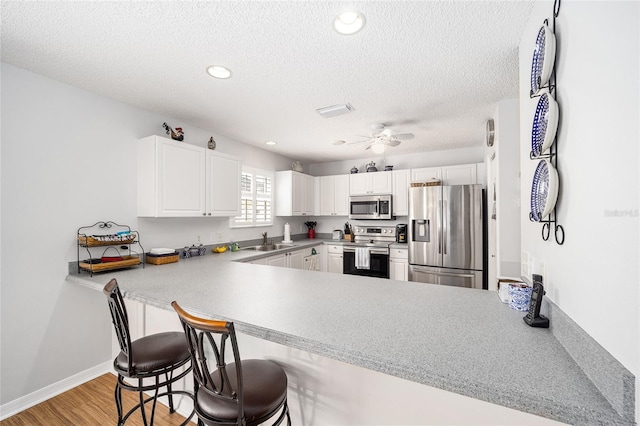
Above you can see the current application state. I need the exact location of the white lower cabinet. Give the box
[265,249,304,269]
[389,247,408,281]
[326,244,344,274]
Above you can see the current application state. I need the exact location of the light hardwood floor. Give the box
[1,373,191,426]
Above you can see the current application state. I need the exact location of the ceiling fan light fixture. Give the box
[206,65,232,79]
[333,11,365,35]
[371,140,386,154]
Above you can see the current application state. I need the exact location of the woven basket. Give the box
[410,180,441,187]
[146,254,179,265]
[78,234,136,247]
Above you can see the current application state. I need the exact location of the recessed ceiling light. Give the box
[206,65,232,79]
[333,11,365,35]
[265,140,277,146]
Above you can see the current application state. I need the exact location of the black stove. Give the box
[343,225,396,278]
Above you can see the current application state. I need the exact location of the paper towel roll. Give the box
[283,223,292,243]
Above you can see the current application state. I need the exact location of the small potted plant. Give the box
[304,221,317,239]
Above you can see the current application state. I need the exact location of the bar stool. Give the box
[103,279,195,425]
[172,301,291,426]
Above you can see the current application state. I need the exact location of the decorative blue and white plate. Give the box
[530,24,556,96]
[530,159,559,222]
[531,92,559,157]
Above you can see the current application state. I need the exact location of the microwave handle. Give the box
[377,199,380,215]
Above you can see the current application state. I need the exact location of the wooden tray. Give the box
[79,256,141,272]
[146,254,179,265]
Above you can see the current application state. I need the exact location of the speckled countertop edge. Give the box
[67,239,634,426]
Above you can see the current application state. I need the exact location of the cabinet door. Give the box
[288,250,305,269]
[333,175,350,216]
[319,176,335,216]
[349,173,369,195]
[302,174,315,215]
[206,151,241,217]
[411,167,442,183]
[157,139,206,217]
[327,253,343,274]
[266,254,286,268]
[392,170,410,216]
[370,171,392,194]
[442,164,477,185]
[390,258,408,281]
[291,172,304,215]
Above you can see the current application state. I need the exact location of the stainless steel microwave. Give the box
[349,194,394,220]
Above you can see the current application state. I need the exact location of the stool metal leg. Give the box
[114,381,124,425]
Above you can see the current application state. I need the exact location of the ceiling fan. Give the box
[347,124,415,154]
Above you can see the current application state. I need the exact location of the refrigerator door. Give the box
[408,265,483,289]
[442,185,483,271]
[408,186,441,266]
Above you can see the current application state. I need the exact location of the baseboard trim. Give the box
[0,361,112,420]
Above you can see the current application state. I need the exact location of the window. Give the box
[230,167,273,228]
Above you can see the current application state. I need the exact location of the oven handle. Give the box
[343,247,389,255]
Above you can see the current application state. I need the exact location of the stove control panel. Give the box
[353,226,396,238]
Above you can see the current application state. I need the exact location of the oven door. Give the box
[343,247,390,278]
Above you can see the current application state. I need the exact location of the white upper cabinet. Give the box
[137,135,240,217]
[275,170,315,216]
[392,169,410,216]
[349,171,393,195]
[206,150,241,216]
[318,175,349,216]
[411,163,477,186]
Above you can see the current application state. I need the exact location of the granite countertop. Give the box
[67,239,632,425]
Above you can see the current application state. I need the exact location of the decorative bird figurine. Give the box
[162,122,184,141]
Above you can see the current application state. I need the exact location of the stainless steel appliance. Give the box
[349,194,393,220]
[408,185,484,289]
[343,225,396,278]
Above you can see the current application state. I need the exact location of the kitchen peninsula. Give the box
[67,242,634,426]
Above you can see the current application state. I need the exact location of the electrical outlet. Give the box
[196,235,201,244]
[210,232,216,243]
[216,232,223,242]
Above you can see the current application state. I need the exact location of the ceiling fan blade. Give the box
[394,133,414,140]
[364,142,373,150]
[387,140,401,147]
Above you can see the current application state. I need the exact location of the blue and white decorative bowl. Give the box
[508,284,533,311]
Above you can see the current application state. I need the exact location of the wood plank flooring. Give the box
[1,373,191,426]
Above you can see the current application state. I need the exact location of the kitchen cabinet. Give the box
[137,135,241,217]
[275,171,315,216]
[326,244,343,274]
[318,175,349,216]
[205,150,241,217]
[265,249,304,269]
[389,247,408,281]
[411,163,478,185]
[349,171,392,195]
[392,169,410,216]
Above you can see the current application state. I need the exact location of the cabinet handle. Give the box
[208,213,211,216]
[202,213,206,216]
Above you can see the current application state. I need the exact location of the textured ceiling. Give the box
[1,1,534,163]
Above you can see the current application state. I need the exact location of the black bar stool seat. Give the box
[104,279,195,425]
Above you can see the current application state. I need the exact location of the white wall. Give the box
[0,62,299,406]
[518,0,639,416]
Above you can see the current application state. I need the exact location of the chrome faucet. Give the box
[262,232,268,245]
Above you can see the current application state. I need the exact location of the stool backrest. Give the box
[103,279,133,376]
[172,301,244,425]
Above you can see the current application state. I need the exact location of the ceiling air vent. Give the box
[316,103,355,118]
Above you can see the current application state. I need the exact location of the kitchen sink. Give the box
[243,243,296,251]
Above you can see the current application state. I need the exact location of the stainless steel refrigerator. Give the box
[408,185,484,289]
